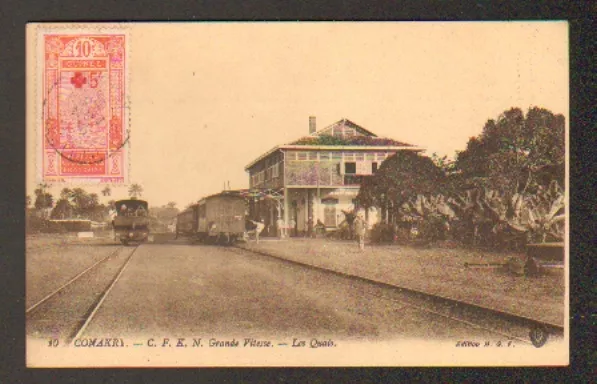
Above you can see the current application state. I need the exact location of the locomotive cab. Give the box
[113,199,150,245]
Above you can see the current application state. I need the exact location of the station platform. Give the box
[238,238,565,326]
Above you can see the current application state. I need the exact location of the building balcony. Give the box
[343,174,364,186]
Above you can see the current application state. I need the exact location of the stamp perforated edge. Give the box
[30,23,132,187]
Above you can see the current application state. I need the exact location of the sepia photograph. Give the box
[25,22,568,367]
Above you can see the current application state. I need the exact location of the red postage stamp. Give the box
[36,28,129,184]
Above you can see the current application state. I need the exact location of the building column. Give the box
[316,187,321,226]
[307,189,313,236]
[284,187,289,232]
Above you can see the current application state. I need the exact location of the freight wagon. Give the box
[176,192,246,245]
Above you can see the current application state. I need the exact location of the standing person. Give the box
[354,213,367,251]
[276,217,285,239]
[251,219,265,243]
[289,217,296,237]
[135,205,147,216]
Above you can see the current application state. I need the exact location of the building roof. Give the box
[315,118,378,137]
[244,118,422,171]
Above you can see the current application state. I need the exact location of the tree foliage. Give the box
[101,186,112,197]
[359,106,566,249]
[50,187,105,220]
[34,184,54,212]
[455,107,565,194]
[357,150,446,212]
[128,183,143,198]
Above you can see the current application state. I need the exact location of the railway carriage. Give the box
[112,199,150,245]
[176,192,246,245]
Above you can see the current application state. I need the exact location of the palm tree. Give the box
[101,186,112,197]
[70,188,89,217]
[34,183,54,216]
[87,193,101,220]
[34,183,50,198]
[166,201,177,209]
[51,198,73,219]
[128,183,143,198]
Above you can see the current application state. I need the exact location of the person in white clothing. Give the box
[250,219,265,243]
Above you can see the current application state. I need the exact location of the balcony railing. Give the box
[343,175,364,185]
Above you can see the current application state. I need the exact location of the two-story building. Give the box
[244,117,423,236]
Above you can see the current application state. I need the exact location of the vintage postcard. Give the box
[26,22,569,367]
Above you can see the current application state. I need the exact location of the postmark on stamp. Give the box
[34,26,130,184]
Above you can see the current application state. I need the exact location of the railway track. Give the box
[26,245,139,345]
[231,245,564,347]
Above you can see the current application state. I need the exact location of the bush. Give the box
[26,215,46,234]
[416,215,450,243]
[369,223,395,244]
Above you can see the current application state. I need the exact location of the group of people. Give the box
[248,213,369,250]
[118,203,147,217]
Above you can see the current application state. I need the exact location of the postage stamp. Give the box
[33,26,130,184]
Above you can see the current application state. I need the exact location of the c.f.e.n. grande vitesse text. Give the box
[53,337,337,348]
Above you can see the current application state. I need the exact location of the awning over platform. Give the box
[222,188,284,201]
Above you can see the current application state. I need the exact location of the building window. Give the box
[254,170,264,185]
[320,152,330,161]
[331,152,342,160]
[286,152,297,161]
[308,152,318,160]
[344,175,363,185]
[365,153,375,161]
[344,152,355,161]
[356,152,364,161]
[376,152,386,161]
[372,162,379,173]
[297,152,308,161]
[344,162,356,174]
[272,163,279,178]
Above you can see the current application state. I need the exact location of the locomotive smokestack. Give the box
[309,116,316,135]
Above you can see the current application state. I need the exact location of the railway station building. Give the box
[244,117,423,236]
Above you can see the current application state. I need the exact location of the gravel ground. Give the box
[26,234,120,308]
[27,246,135,340]
[239,238,565,326]
[82,243,510,342]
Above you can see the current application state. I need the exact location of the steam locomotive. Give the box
[112,199,150,245]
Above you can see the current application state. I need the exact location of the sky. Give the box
[27,22,569,208]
